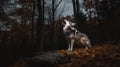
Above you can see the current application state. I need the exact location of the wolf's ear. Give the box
[71,22,76,26]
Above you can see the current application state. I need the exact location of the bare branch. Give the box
[54,0,63,12]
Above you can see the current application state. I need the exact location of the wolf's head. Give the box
[62,19,76,32]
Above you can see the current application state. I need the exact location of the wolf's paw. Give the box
[66,49,72,52]
[83,47,88,50]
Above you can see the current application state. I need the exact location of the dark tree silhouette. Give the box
[36,0,44,51]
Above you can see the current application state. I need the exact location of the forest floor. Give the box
[58,43,120,67]
[11,42,120,67]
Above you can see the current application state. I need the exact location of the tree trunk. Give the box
[76,0,80,15]
[72,0,76,19]
[52,0,55,23]
[50,0,55,49]
[72,0,78,28]
[31,0,35,49]
[36,0,44,51]
[41,0,45,50]
[76,0,80,28]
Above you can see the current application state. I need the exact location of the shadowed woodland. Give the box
[0,0,120,67]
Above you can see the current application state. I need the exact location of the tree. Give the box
[72,0,81,28]
[36,0,45,51]
[43,0,64,48]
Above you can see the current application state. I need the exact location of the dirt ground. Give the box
[11,42,120,67]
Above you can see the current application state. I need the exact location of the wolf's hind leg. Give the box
[80,36,92,50]
[86,39,92,48]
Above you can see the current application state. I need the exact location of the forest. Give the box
[0,0,120,67]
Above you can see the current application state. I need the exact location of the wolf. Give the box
[62,19,92,51]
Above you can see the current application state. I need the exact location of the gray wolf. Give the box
[62,19,92,51]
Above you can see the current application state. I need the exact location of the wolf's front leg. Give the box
[70,39,75,51]
[67,39,71,51]
[67,43,71,51]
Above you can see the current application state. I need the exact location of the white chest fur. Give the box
[63,20,71,32]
